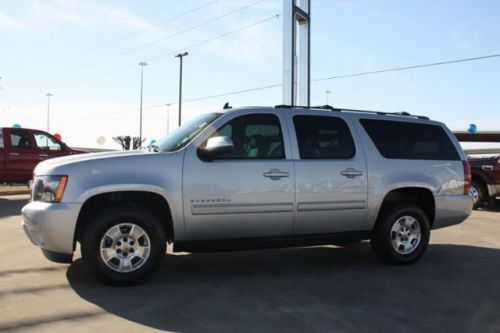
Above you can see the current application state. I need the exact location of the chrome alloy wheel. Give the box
[470,185,480,205]
[390,216,422,255]
[100,223,151,273]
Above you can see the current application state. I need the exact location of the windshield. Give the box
[154,112,222,152]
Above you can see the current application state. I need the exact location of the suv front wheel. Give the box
[371,204,430,265]
[81,204,166,285]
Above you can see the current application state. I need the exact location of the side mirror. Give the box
[199,136,234,160]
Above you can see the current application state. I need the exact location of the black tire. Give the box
[471,180,486,210]
[81,204,166,285]
[371,204,430,265]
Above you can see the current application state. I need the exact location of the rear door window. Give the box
[293,115,355,159]
[360,119,460,160]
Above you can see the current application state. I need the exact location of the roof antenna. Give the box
[223,102,232,110]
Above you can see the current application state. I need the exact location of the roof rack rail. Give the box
[274,104,429,120]
[274,104,335,111]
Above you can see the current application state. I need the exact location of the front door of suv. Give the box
[287,113,368,234]
[183,112,295,240]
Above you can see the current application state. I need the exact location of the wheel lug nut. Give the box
[116,249,121,253]
[123,252,128,256]
[130,241,135,246]
[117,241,121,246]
[123,237,128,242]
[130,248,134,253]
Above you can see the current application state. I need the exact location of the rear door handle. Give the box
[263,169,289,180]
[9,152,20,156]
[341,168,363,178]
[39,154,49,157]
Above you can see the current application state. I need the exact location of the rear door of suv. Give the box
[285,111,368,234]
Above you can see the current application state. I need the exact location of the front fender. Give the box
[75,184,185,241]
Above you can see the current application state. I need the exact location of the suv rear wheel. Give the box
[371,204,430,264]
[81,204,166,285]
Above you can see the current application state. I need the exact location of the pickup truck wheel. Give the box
[81,205,166,285]
[471,181,485,210]
[371,204,430,265]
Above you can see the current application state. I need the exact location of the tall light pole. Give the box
[175,52,188,127]
[138,61,147,147]
[325,90,331,105]
[46,93,53,132]
[166,103,171,134]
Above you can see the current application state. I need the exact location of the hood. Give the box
[34,150,148,175]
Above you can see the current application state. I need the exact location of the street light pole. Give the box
[166,103,171,134]
[325,90,331,105]
[46,93,53,132]
[175,52,188,127]
[138,61,147,148]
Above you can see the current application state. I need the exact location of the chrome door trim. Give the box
[297,200,366,212]
[191,202,294,215]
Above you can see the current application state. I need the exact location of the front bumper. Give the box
[433,194,473,229]
[21,201,82,262]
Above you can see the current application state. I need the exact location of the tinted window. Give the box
[209,114,285,159]
[10,131,32,149]
[360,119,460,160]
[293,115,355,159]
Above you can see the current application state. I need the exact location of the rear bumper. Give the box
[21,201,82,261]
[433,194,473,229]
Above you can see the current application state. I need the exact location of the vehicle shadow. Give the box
[67,243,500,332]
[0,197,29,218]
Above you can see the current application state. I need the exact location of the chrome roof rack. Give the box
[274,104,429,120]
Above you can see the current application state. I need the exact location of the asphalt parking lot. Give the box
[0,195,499,333]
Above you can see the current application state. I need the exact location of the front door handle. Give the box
[39,154,49,158]
[9,152,20,156]
[263,169,289,180]
[341,168,363,178]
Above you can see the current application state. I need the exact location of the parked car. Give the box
[21,106,473,285]
[469,155,500,209]
[0,127,86,184]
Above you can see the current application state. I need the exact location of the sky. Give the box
[0,0,499,149]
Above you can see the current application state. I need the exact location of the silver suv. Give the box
[22,106,473,285]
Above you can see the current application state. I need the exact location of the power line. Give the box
[48,13,280,90]
[147,14,280,63]
[84,52,500,118]
[314,53,500,81]
[78,0,267,69]
[55,0,221,63]
[29,0,222,85]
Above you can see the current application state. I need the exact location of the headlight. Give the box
[32,175,68,203]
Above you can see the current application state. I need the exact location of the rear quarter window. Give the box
[360,119,460,161]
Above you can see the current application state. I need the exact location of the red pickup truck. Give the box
[0,127,86,184]
[469,155,500,209]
